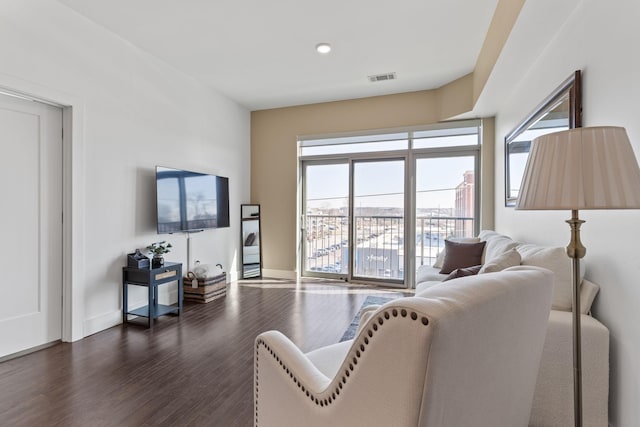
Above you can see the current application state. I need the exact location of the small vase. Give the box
[152,256,164,268]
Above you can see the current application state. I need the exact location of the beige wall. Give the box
[251,88,494,276]
[249,0,525,277]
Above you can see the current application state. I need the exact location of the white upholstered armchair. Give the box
[254,267,554,427]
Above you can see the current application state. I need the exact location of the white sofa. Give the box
[255,268,554,427]
[416,230,609,427]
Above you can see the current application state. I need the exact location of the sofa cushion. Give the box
[432,237,480,268]
[415,280,445,293]
[443,265,482,281]
[439,240,486,274]
[416,265,448,283]
[478,230,520,263]
[479,247,521,274]
[422,230,596,313]
[516,243,575,311]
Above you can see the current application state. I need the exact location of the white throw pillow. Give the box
[479,248,521,274]
[432,237,480,268]
[517,243,583,311]
[478,230,519,264]
[580,279,600,314]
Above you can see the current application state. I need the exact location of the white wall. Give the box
[0,1,250,338]
[494,0,640,425]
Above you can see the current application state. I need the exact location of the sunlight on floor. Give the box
[295,288,408,295]
[236,278,413,295]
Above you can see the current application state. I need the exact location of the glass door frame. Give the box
[301,152,410,288]
[300,159,350,281]
[298,120,482,289]
[349,156,407,287]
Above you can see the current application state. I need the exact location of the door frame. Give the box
[300,152,410,288]
[411,148,481,286]
[349,156,407,287]
[298,122,482,289]
[0,78,86,343]
[300,159,350,281]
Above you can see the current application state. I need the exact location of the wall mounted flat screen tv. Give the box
[156,166,230,233]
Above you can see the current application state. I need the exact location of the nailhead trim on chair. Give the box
[254,308,430,425]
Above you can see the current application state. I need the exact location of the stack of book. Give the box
[183,273,227,303]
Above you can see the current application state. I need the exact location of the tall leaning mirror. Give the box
[241,204,262,278]
[505,70,582,206]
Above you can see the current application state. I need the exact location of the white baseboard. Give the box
[83,310,121,337]
[83,287,181,337]
[261,269,297,280]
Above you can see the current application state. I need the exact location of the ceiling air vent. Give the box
[368,72,397,83]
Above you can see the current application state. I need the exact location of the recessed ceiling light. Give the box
[316,43,332,54]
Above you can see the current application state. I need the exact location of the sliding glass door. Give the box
[302,162,349,278]
[352,159,405,282]
[299,120,481,287]
[302,158,405,285]
[415,155,478,268]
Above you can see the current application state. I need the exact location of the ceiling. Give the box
[57,0,500,111]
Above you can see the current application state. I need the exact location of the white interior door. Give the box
[0,92,63,358]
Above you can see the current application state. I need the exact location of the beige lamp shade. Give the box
[516,126,640,210]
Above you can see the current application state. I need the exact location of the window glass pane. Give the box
[302,132,407,146]
[304,163,349,275]
[413,133,478,149]
[353,160,405,280]
[301,139,408,156]
[415,156,475,267]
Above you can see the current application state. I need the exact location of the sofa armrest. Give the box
[580,279,599,314]
[255,302,434,427]
[530,310,609,426]
[356,305,381,335]
[256,330,331,390]
[255,330,333,425]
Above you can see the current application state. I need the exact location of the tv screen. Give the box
[156,166,230,233]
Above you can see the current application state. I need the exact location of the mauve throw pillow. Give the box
[439,240,487,274]
[442,265,483,281]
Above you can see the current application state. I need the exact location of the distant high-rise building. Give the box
[455,170,474,237]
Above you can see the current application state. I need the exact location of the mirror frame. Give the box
[241,204,262,279]
[504,70,582,207]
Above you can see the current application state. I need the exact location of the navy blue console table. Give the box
[122,262,183,327]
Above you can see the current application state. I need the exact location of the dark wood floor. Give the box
[0,278,407,426]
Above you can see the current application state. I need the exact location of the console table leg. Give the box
[123,281,128,324]
[148,283,154,328]
[178,277,183,315]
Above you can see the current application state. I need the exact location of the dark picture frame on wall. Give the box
[504,70,582,207]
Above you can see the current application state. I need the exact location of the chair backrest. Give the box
[254,267,553,427]
[412,266,553,426]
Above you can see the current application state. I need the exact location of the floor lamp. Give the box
[515,126,640,427]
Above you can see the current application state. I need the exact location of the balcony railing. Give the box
[304,214,474,279]
[415,216,475,267]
